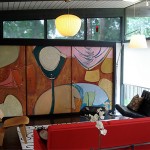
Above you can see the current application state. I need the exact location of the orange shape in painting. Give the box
[72,98,82,112]
[0,69,23,88]
[101,58,113,74]
[85,69,100,82]
[0,70,17,87]
[12,69,23,87]
[27,64,36,94]
[99,78,112,102]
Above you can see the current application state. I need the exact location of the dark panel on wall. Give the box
[0,8,124,21]
[0,39,116,46]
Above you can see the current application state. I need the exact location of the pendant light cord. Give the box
[134,3,135,18]
[68,5,69,14]
[65,0,70,14]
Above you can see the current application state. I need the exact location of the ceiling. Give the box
[0,0,146,11]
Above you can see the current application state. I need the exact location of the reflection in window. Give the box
[125,17,150,40]
[3,20,44,39]
[47,19,84,40]
[87,18,120,42]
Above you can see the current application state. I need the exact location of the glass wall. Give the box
[126,17,150,40]
[125,1,150,40]
[120,1,150,106]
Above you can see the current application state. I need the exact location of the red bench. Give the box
[34,117,150,150]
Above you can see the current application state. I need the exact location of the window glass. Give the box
[125,1,150,40]
[87,18,120,42]
[125,17,150,40]
[3,20,44,39]
[47,19,84,40]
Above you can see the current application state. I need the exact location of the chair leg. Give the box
[19,124,27,144]
[0,127,5,146]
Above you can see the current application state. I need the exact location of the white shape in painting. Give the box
[39,46,61,71]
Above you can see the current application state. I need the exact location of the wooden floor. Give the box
[0,113,88,150]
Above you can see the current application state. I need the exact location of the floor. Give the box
[0,113,89,150]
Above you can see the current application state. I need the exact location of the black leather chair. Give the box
[115,90,150,118]
[115,104,145,118]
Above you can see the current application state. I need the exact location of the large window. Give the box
[47,19,84,40]
[125,1,150,40]
[122,1,150,105]
[87,18,121,42]
[123,43,150,105]
[3,17,121,41]
[125,17,150,40]
[3,20,44,39]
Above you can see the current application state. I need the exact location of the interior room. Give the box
[0,0,150,149]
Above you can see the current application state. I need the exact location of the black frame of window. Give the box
[0,8,124,44]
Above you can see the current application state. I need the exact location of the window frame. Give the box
[0,8,124,44]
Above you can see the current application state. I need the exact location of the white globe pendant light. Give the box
[55,14,81,37]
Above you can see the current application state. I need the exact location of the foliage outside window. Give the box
[3,20,44,39]
[47,19,84,40]
[87,18,120,42]
[125,17,150,40]
[3,18,121,41]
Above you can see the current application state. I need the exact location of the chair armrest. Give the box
[115,104,145,118]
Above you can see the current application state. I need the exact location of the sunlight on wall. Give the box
[124,40,150,88]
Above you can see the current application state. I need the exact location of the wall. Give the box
[123,40,150,88]
[116,40,150,106]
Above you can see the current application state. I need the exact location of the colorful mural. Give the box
[32,46,113,115]
[0,45,114,116]
[27,46,72,115]
[0,46,26,117]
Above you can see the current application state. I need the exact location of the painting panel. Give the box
[27,46,72,115]
[71,46,114,112]
[0,46,26,117]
